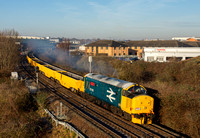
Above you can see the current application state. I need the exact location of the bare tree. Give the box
[0,29,20,72]
[57,38,70,52]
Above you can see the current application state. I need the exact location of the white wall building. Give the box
[17,36,46,40]
[172,36,200,41]
[143,47,200,62]
[79,45,86,51]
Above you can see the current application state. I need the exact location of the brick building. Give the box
[85,40,136,56]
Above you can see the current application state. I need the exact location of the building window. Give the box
[92,47,94,52]
[119,47,121,50]
[114,53,116,56]
[156,57,164,62]
[147,57,154,62]
[114,47,116,50]
[101,46,103,50]
[135,46,137,49]
[119,53,121,56]
[106,47,108,50]
[140,46,143,49]
[123,53,125,55]
[129,46,132,49]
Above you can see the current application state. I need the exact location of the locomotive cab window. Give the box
[123,86,147,98]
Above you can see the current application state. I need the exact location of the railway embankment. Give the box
[37,50,200,137]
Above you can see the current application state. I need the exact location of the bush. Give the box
[160,92,200,137]
[156,62,180,83]
[17,93,38,112]
[37,92,48,108]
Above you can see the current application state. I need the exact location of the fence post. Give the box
[60,102,62,117]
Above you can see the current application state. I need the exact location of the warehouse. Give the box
[143,47,200,62]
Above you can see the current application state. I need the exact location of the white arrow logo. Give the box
[106,88,116,103]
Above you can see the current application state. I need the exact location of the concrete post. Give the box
[60,102,62,117]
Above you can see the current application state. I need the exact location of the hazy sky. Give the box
[0,0,199,40]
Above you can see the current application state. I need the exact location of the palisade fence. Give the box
[44,109,85,138]
[25,79,85,138]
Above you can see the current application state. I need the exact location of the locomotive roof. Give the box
[85,73,135,89]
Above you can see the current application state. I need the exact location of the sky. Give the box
[0,0,200,40]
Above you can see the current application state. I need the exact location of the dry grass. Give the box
[0,81,36,137]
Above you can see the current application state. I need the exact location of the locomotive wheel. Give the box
[71,87,75,92]
[110,106,117,114]
[56,80,60,84]
[96,99,101,105]
[123,112,132,121]
[101,102,110,110]
[50,77,52,80]
[80,92,86,98]
[117,108,123,116]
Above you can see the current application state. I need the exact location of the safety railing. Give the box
[44,109,85,138]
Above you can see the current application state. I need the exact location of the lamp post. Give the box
[88,56,92,73]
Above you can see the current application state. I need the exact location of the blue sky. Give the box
[0,0,199,40]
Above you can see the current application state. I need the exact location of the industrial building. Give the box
[143,47,200,62]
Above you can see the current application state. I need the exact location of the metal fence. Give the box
[44,109,85,138]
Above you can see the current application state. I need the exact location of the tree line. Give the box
[0,29,20,73]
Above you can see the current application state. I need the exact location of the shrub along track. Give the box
[22,58,183,138]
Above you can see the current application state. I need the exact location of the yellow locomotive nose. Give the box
[131,95,154,124]
[132,95,153,113]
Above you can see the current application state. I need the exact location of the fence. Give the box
[44,109,85,138]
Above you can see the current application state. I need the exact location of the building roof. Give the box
[86,40,128,47]
[86,40,200,48]
[126,40,179,47]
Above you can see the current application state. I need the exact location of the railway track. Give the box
[22,61,129,137]
[21,58,184,138]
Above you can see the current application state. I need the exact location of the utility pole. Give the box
[88,56,92,73]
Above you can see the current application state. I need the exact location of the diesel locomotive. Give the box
[27,54,154,124]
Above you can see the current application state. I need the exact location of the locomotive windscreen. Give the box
[123,86,147,98]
